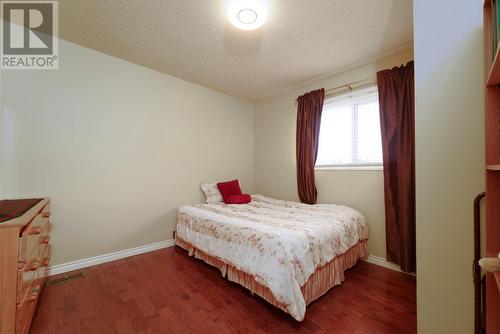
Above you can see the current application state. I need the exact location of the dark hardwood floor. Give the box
[31,247,416,334]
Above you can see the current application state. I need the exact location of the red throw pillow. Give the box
[226,194,251,204]
[217,179,242,203]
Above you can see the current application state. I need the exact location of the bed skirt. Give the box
[175,235,368,317]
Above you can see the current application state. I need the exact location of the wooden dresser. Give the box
[0,198,51,334]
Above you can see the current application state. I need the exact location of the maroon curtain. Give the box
[377,61,415,273]
[296,89,325,205]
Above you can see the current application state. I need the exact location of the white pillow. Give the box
[200,181,223,204]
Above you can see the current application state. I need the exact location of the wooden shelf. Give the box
[495,272,500,293]
[486,252,500,293]
[487,164,500,170]
[487,46,500,86]
[485,0,500,85]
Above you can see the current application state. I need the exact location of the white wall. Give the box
[414,1,484,333]
[254,50,413,259]
[0,39,254,266]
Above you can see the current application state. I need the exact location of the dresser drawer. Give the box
[17,247,50,305]
[15,279,41,334]
[15,240,50,334]
[38,243,51,282]
[37,222,51,257]
[19,209,51,264]
[17,206,51,305]
[16,257,38,305]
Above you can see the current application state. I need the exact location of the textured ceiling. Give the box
[59,0,413,101]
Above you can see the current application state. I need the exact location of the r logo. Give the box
[3,2,54,54]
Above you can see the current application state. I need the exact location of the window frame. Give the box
[314,86,384,170]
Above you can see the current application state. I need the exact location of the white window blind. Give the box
[315,86,383,167]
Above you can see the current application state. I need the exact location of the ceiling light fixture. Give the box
[227,0,268,31]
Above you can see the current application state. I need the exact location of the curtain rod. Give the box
[295,77,376,103]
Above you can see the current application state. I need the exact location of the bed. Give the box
[175,194,368,321]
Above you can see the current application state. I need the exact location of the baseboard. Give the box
[363,255,406,273]
[48,241,406,277]
[48,239,175,276]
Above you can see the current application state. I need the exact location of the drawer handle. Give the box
[27,285,41,301]
[28,227,42,235]
[40,236,50,244]
[42,212,51,218]
[23,260,40,272]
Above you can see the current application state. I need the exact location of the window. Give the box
[315,86,383,168]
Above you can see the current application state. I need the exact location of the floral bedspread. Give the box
[176,195,368,321]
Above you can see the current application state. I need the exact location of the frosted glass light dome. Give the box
[227,1,268,30]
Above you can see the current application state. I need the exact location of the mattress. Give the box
[176,194,368,321]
